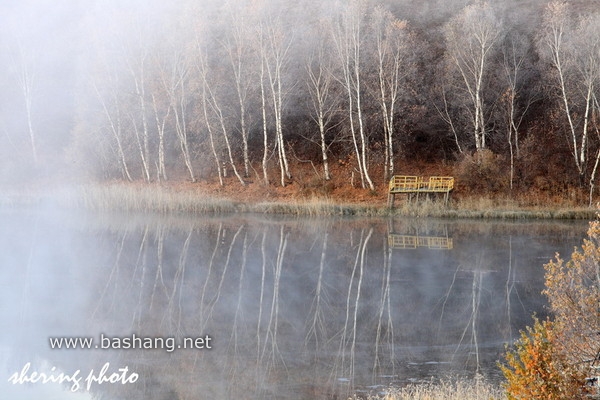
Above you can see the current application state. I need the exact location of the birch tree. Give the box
[258,20,293,187]
[124,39,152,182]
[331,0,375,190]
[197,48,246,186]
[222,1,254,178]
[92,74,133,181]
[150,91,170,182]
[539,2,600,187]
[9,42,38,165]
[306,34,338,181]
[370,7,412,181]
[444,2,503,151]
[160,50,196,182]
[258,37,271,186]
[500,32,535,190]
[199,67,224,186]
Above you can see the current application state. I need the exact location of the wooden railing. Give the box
[388,175,454,193]
[388,175,454,207]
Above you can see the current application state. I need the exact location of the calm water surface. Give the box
[0,209,589,399]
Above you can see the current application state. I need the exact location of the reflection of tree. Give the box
[460,266,484,373]
[202,224,244,331]
[228,231,248,355]
[199,222,222,330]
[7,215,585,399]
[163,226,193,334]
[503,235,519,342]
[305,232,329,352]
[373,235,395,376]
[260,226,288,368]
[332,227,373,393]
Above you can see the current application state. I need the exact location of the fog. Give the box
[1,0,597,397]
[2,0,600,187]
[0,209,588,398]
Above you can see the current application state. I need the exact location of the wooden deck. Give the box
[388,175,454,207]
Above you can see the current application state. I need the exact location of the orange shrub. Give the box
[500,317,586,399]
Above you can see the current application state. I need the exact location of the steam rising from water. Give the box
[0,210,587,398]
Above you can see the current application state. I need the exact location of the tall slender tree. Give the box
[306,31,339,181]
[331,0,375,190]
[444,2,503,151]
[370,7,413,180]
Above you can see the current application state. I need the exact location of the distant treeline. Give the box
[2,0,600,198]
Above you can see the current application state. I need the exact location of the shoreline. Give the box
[1,182,596,220]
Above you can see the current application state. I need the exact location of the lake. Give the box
[0,208,589,399]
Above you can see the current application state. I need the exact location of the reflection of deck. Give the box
[388,175,454,207]
[388,234,453,250]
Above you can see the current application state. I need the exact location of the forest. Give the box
[2,0,600,204]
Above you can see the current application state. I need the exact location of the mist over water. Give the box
[0,209,588,398]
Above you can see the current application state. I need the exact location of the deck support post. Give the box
[388,175,454,209]
[387,193,395,208]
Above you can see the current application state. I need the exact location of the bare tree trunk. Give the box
[130,112,150,181]
[127,56,151,182]
[444,2,501,152]
[331,3,368,189]
[330,1,375,190]
[12,45,38,165]
[353,43,375,191]
[372,9,410,181]
[93,82,133,181]
[305,41,338,182]
[172,78,196,182]
[259,53,270,186]
[262,22,292,187]
[23,79,37,165]
[589,147,600,207]
[433,86,463,154]
[151,94,169,181]
[197,44,245,186]
[201,68,246,186]
[223,5,252,178]
[541,4,600,190]
[542,3,584,179]
[200,81,223,186]
[588,98,600,206]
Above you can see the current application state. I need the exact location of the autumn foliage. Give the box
[544,220,600,370]
[501,219,600,399]
[500,317,586,399]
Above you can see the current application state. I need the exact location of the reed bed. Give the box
[392,196,595,219]
[359,378,505,400]
[3,182,595,219]
[71,184,238,214]
[62,184,388,216]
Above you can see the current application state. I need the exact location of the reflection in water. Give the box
[0,210,588,399]
[388,218,453,250]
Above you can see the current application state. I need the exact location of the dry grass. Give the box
[358,378,505,400]
[2,182,595,219]
[62,184,385,216]
[72,184,239,214]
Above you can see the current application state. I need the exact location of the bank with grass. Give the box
[353,378,505,400]
[1,181,597,220]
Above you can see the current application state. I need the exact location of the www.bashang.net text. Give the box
[49,333,212,352]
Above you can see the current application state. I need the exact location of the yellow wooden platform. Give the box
[388,175,454,207]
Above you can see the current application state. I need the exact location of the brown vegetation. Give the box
[3,1,600,212]
[354,378,505,400]
[501,219,600,399]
